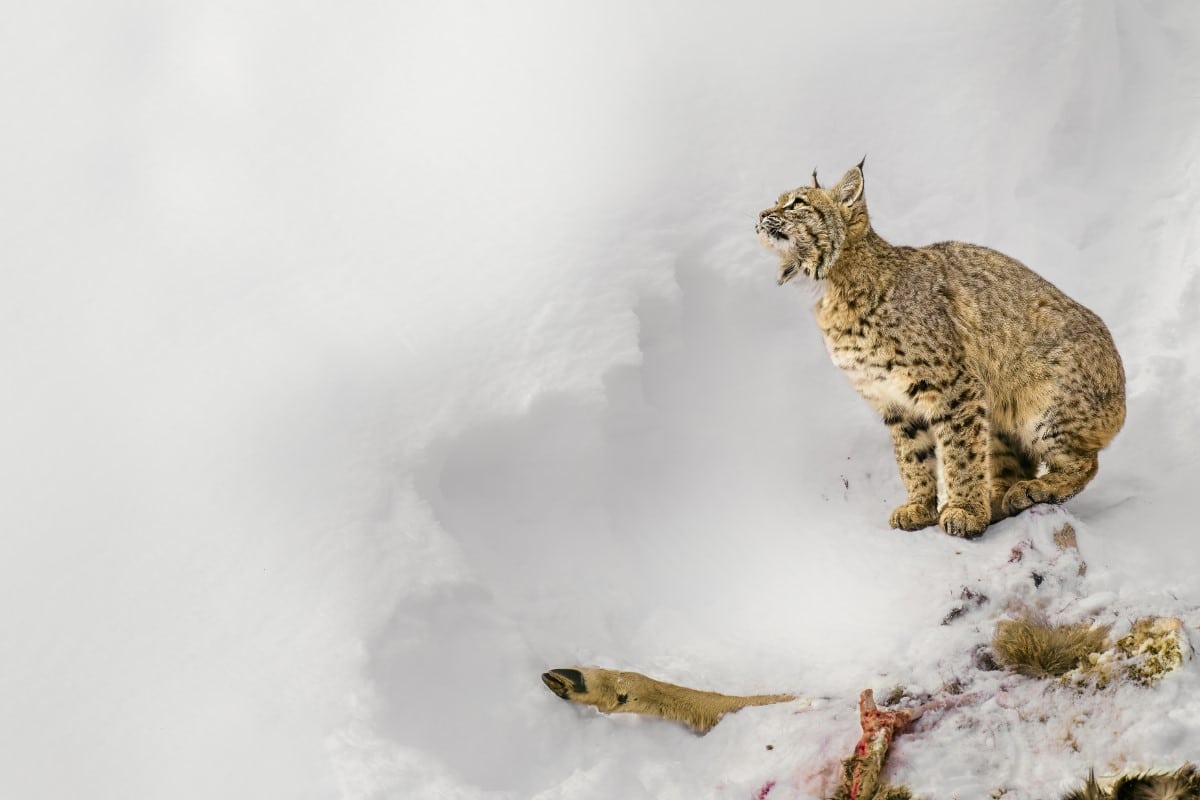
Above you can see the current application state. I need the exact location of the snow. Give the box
[3,1,1200,798]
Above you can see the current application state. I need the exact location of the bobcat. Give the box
[756,162,1125,538]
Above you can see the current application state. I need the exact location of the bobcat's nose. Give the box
[757,213,785,238]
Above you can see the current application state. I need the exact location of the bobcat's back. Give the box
[836,239,1125,440]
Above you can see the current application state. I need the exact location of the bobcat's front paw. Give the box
[939,504,989,539]
[889,501,938,531]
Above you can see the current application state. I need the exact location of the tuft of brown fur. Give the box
[991,614,1110,678]
[757,165,1126,538]
[541,667,794,734]
[1060,763,1200,800]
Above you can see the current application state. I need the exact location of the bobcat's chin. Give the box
[757,225,815,284]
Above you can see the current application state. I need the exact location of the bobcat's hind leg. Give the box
[988,430,1039,523]
[1002,405,1110,516]
[1002,448,1098,516]
[884,412,939,531]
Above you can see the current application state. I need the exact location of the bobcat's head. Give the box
[756,161,870,285]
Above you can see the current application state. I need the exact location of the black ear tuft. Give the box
[811,167,821,188]
[857,154,867,172]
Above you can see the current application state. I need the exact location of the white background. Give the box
[3,1,1199,797]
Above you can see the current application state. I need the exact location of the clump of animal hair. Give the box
[992,613,1110,678]
[1060,763,1200,800]
[833,751,913,800]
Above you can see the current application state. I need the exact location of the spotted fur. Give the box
[757,164,1126,538]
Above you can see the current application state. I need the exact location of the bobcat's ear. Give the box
[833,163,864,207]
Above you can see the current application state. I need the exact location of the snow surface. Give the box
[3,1,1200,798]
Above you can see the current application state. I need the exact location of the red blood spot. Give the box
[754,779,776,800]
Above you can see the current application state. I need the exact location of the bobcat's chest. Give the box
[817,303,915,411]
